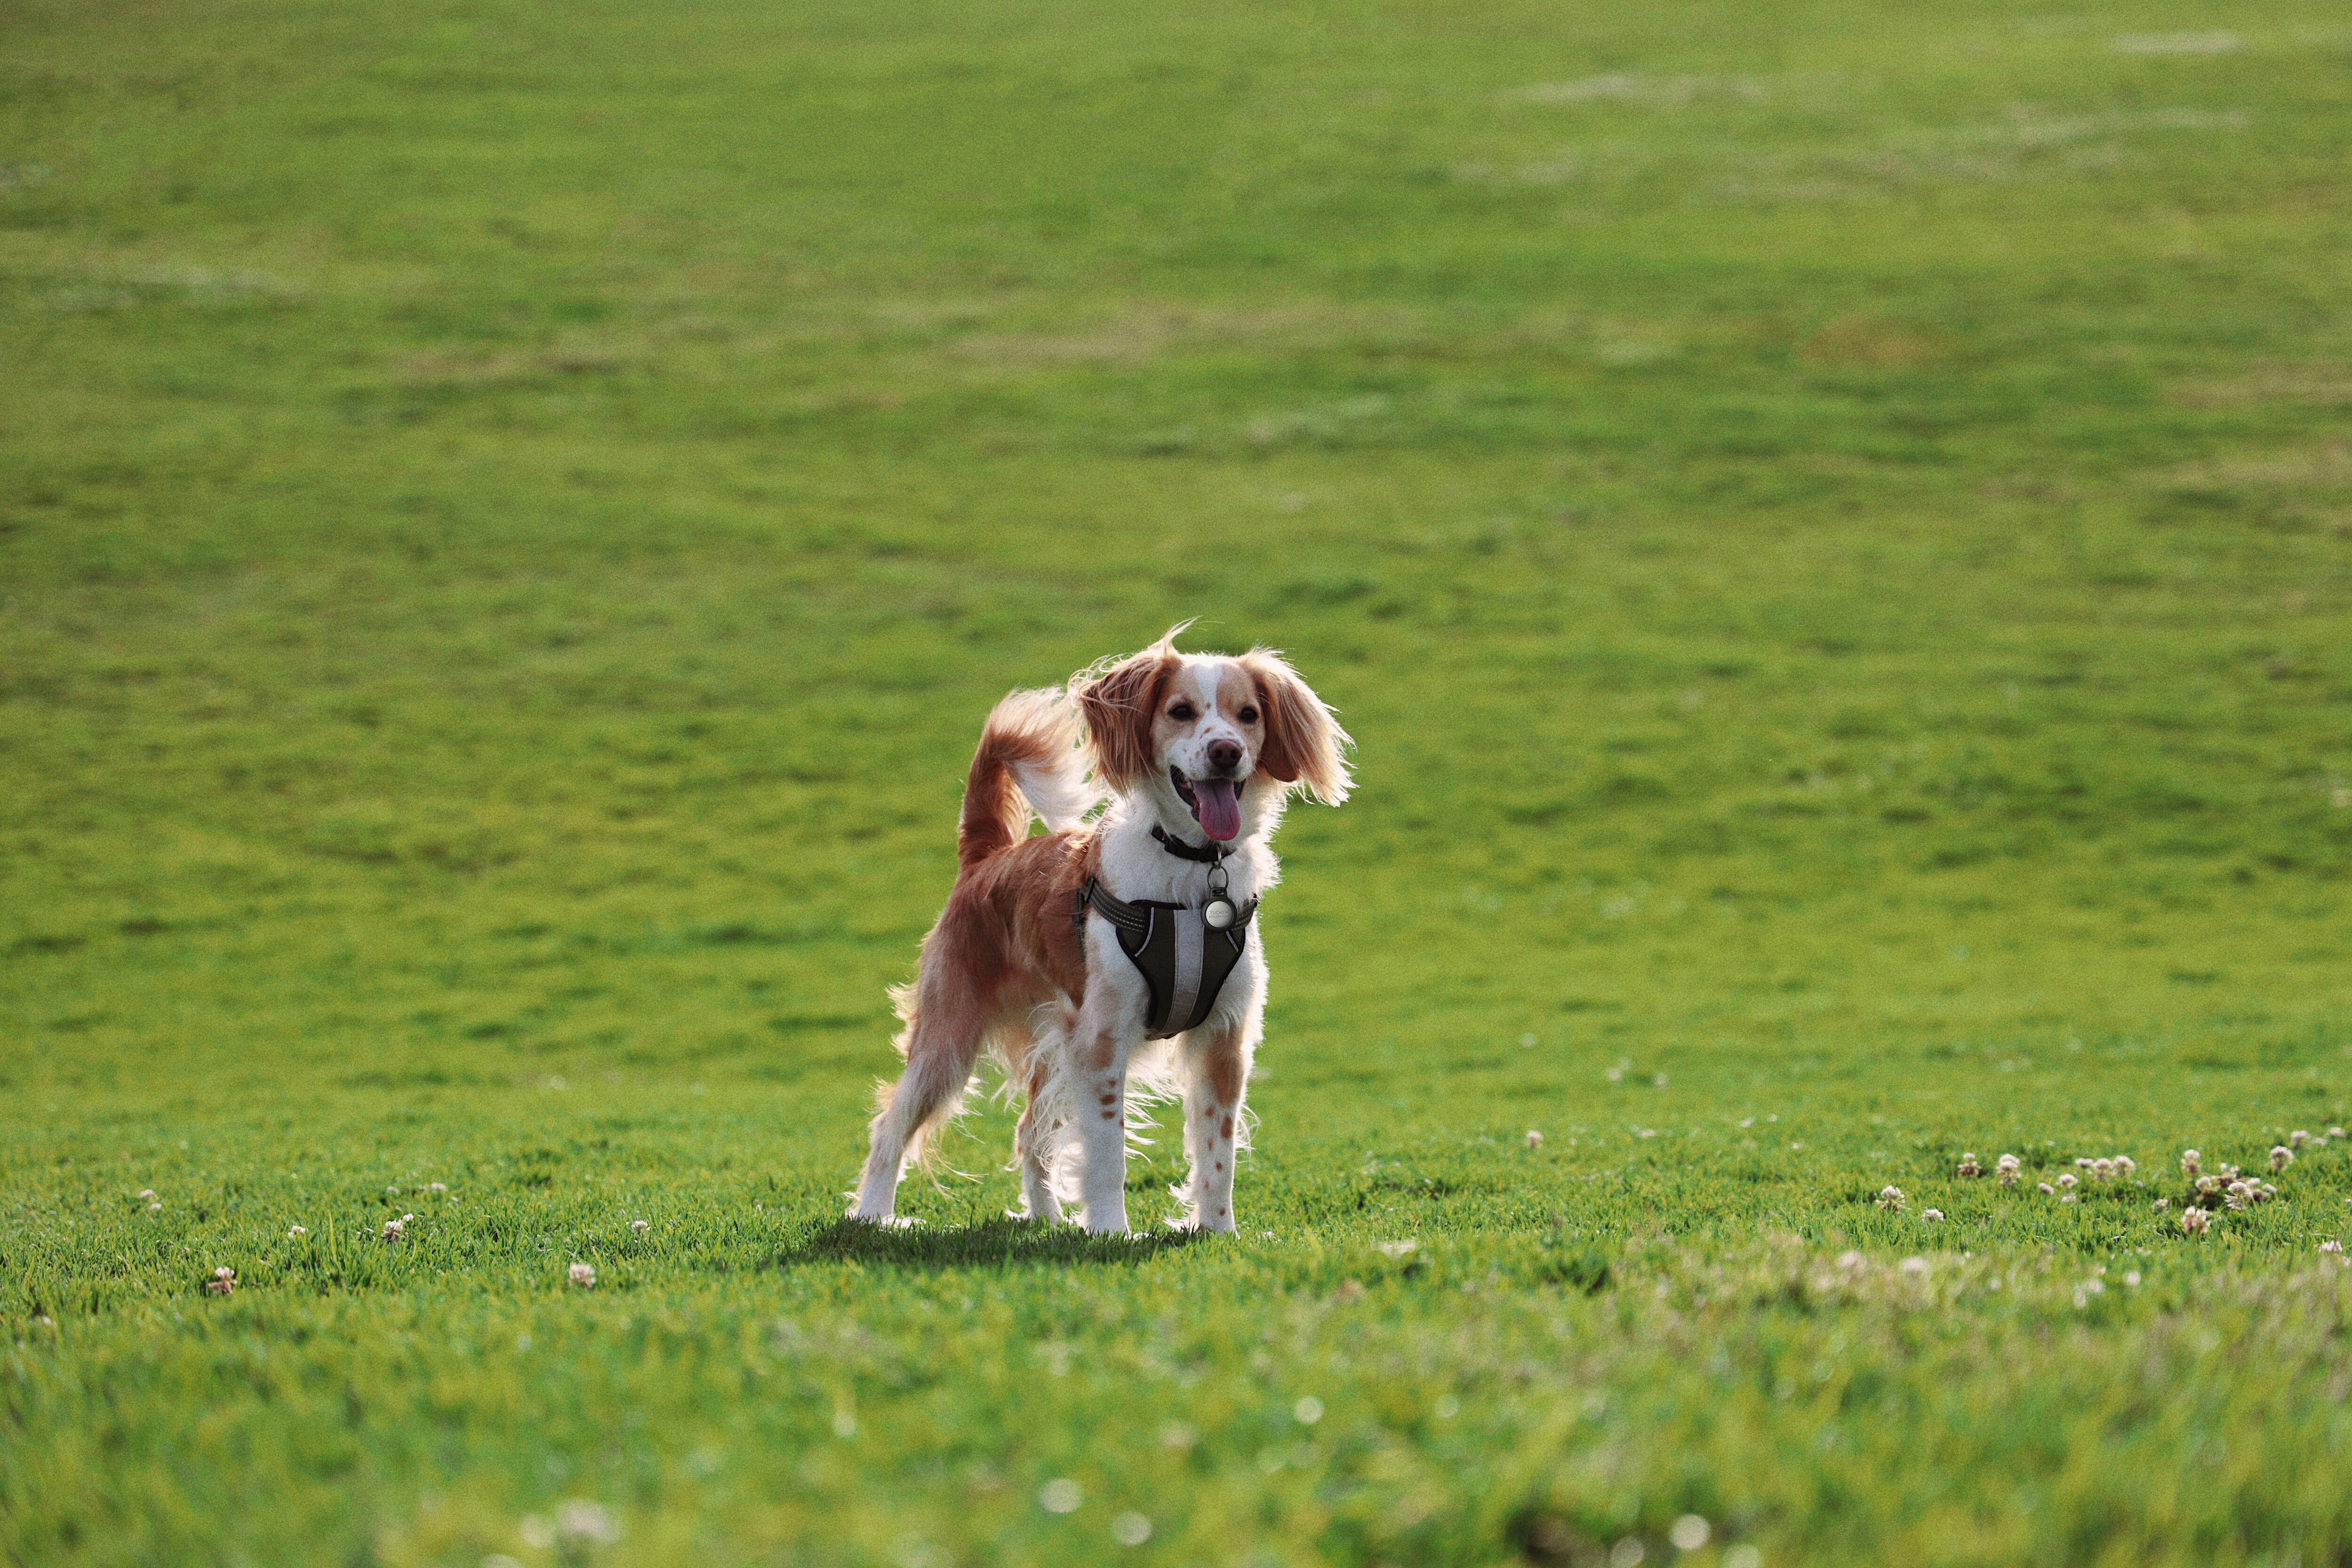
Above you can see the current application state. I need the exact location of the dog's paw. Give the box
[847,1210,923,1228]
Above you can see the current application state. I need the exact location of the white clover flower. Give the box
[2038,1182,2056,1195]
[288,1225,308,1239]
[146,1202,162,1214]
[2181,1208,2210,1235]
[386,1185,400,1196]
[1996,1153,2021,1170]
[556,1501,619,1545]
[1525,1130,1545,1149]
[2256,1182,2277,1203]
[1877,1186,1906,1211]
[1669,1516,1712,1551]
[137,1189,156,1201]
[1923,1209,1944,1222]
[429,1182,448,1194]
[630,1219,650,1234]
[2330,1128,2347,1140]
[569,1262,596,1288]
[2290,1130,2312,1149]
[2059,1194,2077,1204]
[204,1266,236,1296]
[2056,1173,2079,1190]
[2196,1175,2220,1194]
[2091,1159,2115,1181]
[2181,1150,2201,1175]
[2074,1157,2096,1171]
[2270,1146,2294,1173]
[382,1218,405,1242]
[2153,1198,2169,1210]
[1956,1153,1982,1178]
[2115,1154,2137,1176]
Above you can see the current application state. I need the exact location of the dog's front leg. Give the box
[1178,1019,1253,1233]
[1072,1020,1138,1234]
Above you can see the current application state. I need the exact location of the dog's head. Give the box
[1075,626,1351,843]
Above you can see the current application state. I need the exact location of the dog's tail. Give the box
[957,687,1097,870]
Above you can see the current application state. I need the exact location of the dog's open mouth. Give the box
[1170,767,1242,843]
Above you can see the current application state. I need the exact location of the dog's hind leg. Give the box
[1013,1044,1068,1222]
[850,974,987,1225]
[1009,1002,1078,1221]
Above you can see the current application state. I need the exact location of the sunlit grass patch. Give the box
[6,0,2352,1560]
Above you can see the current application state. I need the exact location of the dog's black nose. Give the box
[1207,741,1243,774]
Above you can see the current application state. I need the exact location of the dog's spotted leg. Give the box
[1073,1026,1134,1234]
[1178,1022,1251,1233]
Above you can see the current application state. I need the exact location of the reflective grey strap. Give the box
[1079,878,1147,937]
[1164,908,1204,1031]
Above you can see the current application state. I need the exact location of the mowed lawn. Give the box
[4,0,2352,1563]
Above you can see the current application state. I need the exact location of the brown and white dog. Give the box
[848,627,1351,1234]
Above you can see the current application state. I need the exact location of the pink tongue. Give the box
[1193,778,1241,842]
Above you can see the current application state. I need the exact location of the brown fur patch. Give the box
[950,827,1101,1007]
[1202,1026,1247,1106]
[1241,650,1351,804]
[1076,649,1173,793]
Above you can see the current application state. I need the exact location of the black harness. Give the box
[1074,828,1259,1039]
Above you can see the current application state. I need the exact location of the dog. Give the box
[848,626,1351,1234]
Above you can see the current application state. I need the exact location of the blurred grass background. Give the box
[3,1,2351,1564]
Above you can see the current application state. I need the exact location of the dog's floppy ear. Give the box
[1243,649,1352,805]
[1075,639,1176,792]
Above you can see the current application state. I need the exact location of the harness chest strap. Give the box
[1074,877,1259,1040]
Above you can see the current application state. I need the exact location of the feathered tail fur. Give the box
[955,687,1098,869]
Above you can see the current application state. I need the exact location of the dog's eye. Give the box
[1238,706,1259,724]
[1167,702,1196,722]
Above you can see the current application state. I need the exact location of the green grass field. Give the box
[6,0,2352,1562]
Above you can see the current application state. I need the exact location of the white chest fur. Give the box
[1093,804,1277,907]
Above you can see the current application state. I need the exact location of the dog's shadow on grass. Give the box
[779,1216,1206,1272]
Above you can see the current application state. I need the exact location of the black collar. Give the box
[1151,825,1227,863]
